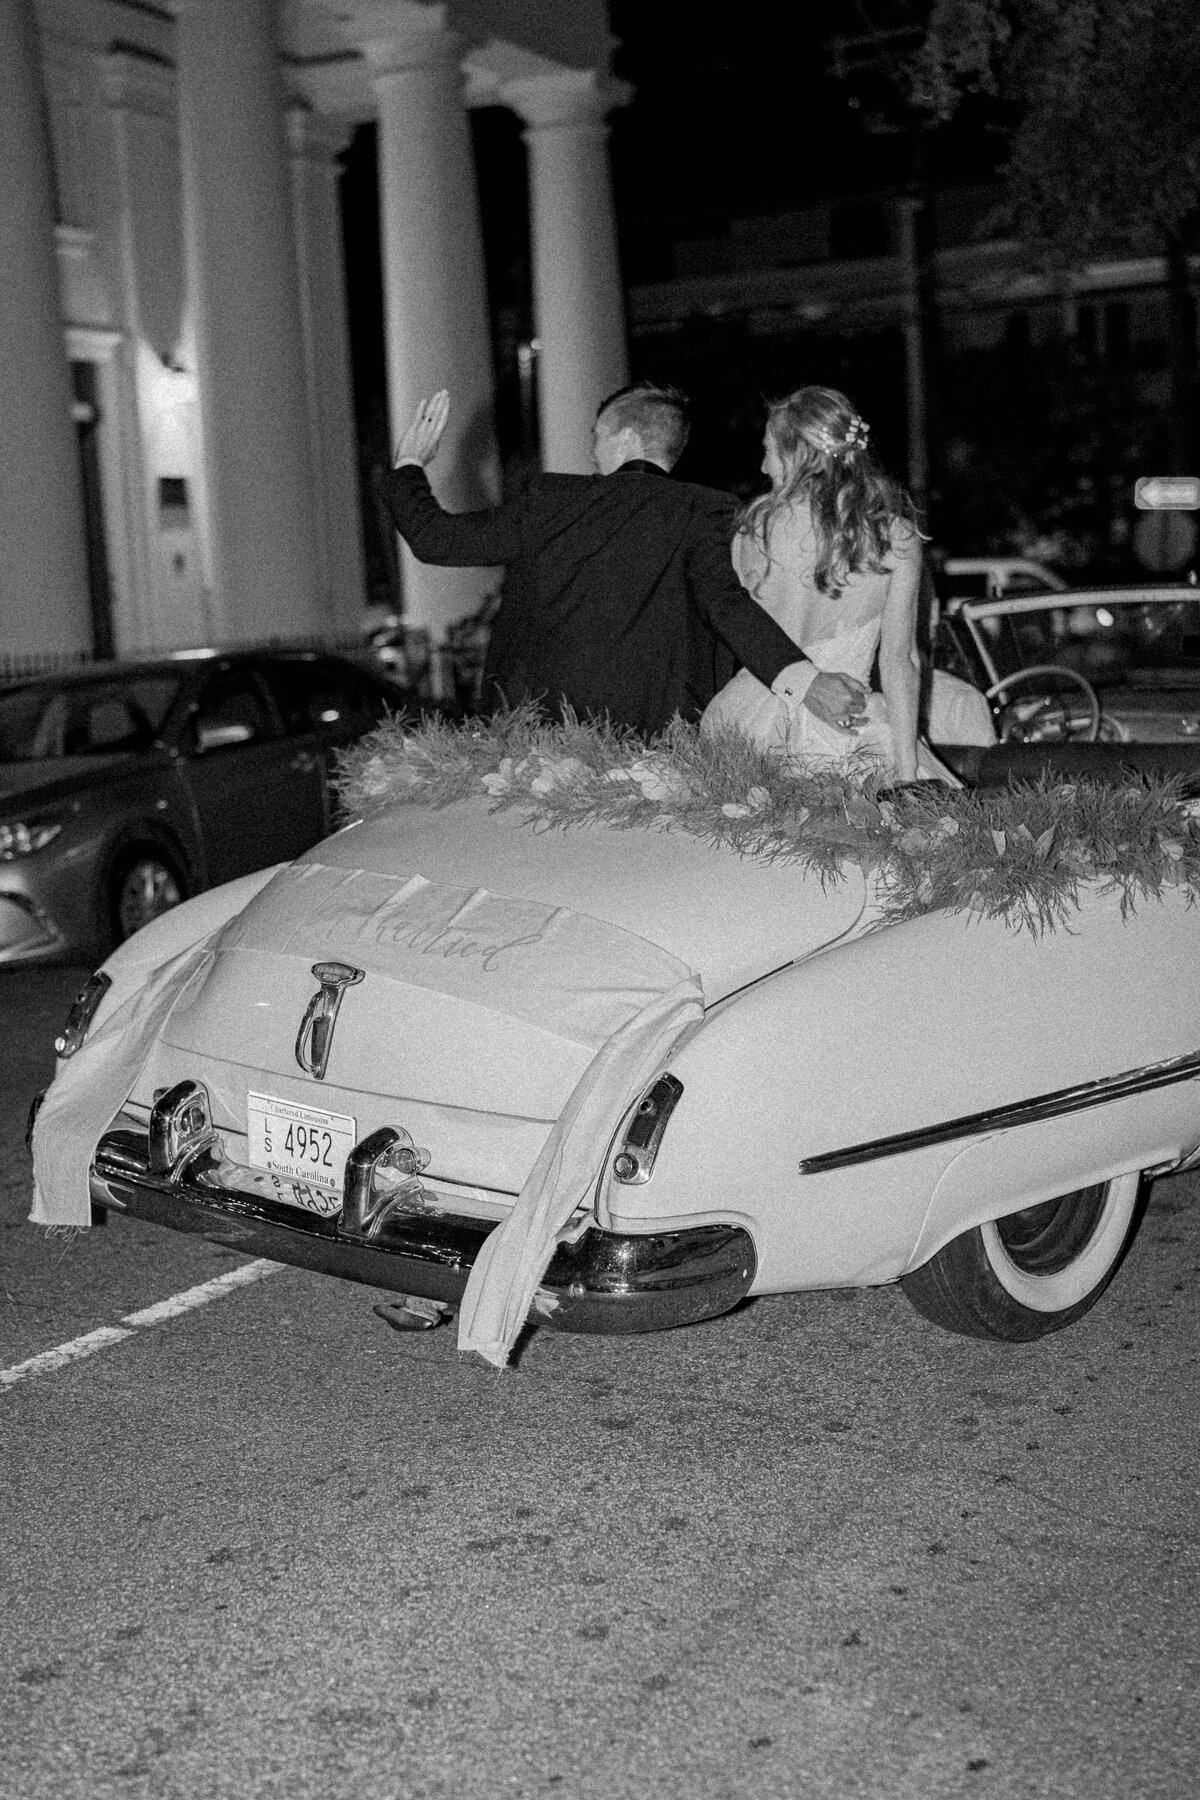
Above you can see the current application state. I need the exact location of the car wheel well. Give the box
[900,1171,1147,1341]
[103,824,195,892]
[106,837,191,944]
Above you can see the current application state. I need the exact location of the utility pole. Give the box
[896,193,929,511]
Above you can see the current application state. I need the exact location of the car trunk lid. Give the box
[138,799,870,1192]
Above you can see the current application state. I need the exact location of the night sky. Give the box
[338,4,1007,508]
[606,0,1001,276]
[339,2,1004,369]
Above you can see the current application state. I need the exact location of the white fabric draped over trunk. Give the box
[29,854,707,1369]
[456,975,704,1368]
[30,933,223,1227]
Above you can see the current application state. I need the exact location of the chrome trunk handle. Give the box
[294,962,364,1081]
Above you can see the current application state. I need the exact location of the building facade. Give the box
[628,186,1199,566]
[1,0,627,667]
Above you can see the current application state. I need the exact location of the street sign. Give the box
[1135,476,1200,510]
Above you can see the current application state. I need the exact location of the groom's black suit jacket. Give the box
[377,459,807,736]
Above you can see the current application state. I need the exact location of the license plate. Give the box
[247,1092,356,1194]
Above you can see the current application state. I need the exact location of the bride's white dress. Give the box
[704,614,908,769]
[702,505,950,780]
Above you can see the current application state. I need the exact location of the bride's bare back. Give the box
[733,502,917,665]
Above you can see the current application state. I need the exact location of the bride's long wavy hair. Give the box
[739,386,920,596]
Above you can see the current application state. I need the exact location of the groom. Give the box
[376,383,868,738]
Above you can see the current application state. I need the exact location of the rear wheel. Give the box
[110,847,186,942]
[900,1171,1144,1341]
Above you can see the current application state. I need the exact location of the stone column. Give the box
[175,0,324,643]
[288,108,367,636]
[507,69,629,475]
[0,0,92,659]
[105,50,185,654]
[352,1,500,649]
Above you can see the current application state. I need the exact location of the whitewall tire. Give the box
[901,1172,1144,1341]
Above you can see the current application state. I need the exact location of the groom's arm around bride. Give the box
[377,383,869,738]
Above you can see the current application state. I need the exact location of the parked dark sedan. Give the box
[0,649,408,963]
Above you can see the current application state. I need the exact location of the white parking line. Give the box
[0,1260,283,1392]
[0,1326,136,1388]
[121,1261,281,1327]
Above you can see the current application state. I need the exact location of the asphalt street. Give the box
[1,963,1198,1800]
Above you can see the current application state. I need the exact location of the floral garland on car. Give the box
[334,707,1200,935]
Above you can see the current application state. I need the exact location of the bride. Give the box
[702,385,946,783]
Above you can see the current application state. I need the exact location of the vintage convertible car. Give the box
[931,579,1200,790]
[29,717,1200,1366]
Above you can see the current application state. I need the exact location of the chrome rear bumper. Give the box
[87,1082,756,1336]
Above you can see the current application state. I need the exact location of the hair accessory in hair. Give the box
[811,413,870,459]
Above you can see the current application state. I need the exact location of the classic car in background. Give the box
[939,555,1068,600]
[32,719,1200,1363]
[0,650,408,964]
[931,473,1200,784]
[930,582,1200,788]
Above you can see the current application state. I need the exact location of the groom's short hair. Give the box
[596,383,691,469]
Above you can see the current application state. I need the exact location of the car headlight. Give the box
[0,820,63,859]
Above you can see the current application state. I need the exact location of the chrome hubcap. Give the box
[995,1183,1107,1276]
[118,859,181,936]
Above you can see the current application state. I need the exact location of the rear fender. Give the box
[598,883,1200,1293]
[906,1119,1183,1274]
[85,863,288,1040]
[596,933,949,1291]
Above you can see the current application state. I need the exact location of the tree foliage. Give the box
[911,0,1200,259]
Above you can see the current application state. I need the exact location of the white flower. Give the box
[624,757,693,803]
[529,755,589,796]
[482,756,516,797]
[721,784,771,819]
[811,414,869,458]
[356,753,398,798]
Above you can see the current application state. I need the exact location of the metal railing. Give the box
[0,648,94,682]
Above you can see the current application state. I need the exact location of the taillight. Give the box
[55,971,113,1058]
[610,1074,684,1185]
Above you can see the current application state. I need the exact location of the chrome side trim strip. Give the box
[798,1048,1200,1176]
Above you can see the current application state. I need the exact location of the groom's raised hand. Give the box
[395,390,450,468]
[802,669,870,732]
